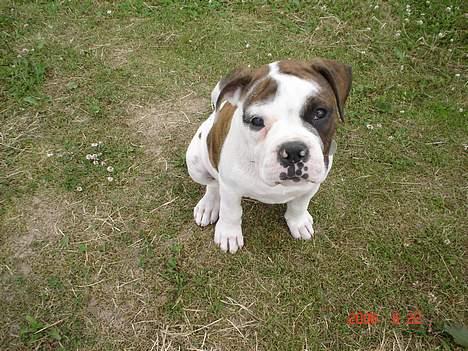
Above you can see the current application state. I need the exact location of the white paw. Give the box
[214,221,244,253]
[194,192,219,227]
[285,211,314,240]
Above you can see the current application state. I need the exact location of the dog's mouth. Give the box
[278,161,310,182]
[259,151,324,187]
[273,178,317,186]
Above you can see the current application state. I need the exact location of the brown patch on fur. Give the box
[250,64,270,82]
[279,59,352,121]
[310,59,352,121]
[278,60,318,80]
[207,102,236,169]
[301,94,338,162]
[215,65,269,109]
[244,77,278,108]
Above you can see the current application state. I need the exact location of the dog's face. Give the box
[215,59,352,186]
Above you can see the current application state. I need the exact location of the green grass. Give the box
[0,1,466,350]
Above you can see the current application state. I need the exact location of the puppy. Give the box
[186,59,352,253]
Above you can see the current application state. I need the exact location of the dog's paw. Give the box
[194,192,219,227]
[214,221,244,253]
[285,211,314,240]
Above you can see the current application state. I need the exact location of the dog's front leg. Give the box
[284,190,318,240]
[214,185,243,253]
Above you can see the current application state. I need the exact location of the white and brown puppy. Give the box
[186,59,352,253]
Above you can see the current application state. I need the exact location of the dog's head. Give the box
[214,59,352,186]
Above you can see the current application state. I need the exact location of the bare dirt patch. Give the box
[105,46,135,68]
[127,93,210,156]
[7,193,67,260]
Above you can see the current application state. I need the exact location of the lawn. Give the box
[0,1,466,350]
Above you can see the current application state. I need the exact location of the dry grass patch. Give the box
[7,193,66,262]
[127,93,210,156]
[106,46,134,68]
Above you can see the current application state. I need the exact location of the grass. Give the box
[0,0,466,350]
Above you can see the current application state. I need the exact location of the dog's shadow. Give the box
[241,199,291,251]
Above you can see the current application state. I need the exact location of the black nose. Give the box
[278,141,309,166]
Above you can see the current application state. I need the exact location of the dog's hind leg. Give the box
[186,126,220,226]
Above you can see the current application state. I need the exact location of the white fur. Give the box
[186,62,336,253]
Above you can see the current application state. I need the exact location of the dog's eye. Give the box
[313,108,328,120]
[250,116,265,128]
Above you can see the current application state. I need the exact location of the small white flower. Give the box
[428,292,437,303]
[107,10,112,14]
[395,31,401,38]
[400,110,405,114]
[47,152,54,157]
[450,38,454,42]
[446,6,451,12]
[361,50,366,54]
[107,176,114,182]
[449,49,452,52]
[444,239,451,245]
[247,64,251,68]
[438,32,444,38]
[76,186,83,192]
[366,124,374,130]
[374,5,379,10]
[455,73,460,77]
[366,27,371,31]
[267,53,272,57]
[404,18,409,22]
[98,141,103,146]
[107,166,114,172]
[376,123,382,128]
[416,20,423,25]
[86,154,98,161]
[459,108,464,112]
[245,43,250,48]
[388,136,394,140]
[93,160,99,165]
[425,1,430,4]
[463,144,468,151]
[91,142,98,147]
[404,242,410,247]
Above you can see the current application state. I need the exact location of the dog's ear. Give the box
[311,59,352,122]
[214,67,255,109]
